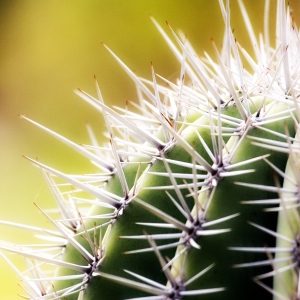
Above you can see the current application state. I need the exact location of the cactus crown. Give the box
[1,0,300,299]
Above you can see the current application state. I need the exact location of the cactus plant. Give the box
[1,0,300,299]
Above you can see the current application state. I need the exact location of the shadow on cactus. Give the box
[1,0,300,299]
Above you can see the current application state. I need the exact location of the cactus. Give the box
[2,0,300,299]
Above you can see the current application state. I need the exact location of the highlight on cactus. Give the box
[2,0,300,299]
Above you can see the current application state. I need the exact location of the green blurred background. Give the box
[1,1,299,298]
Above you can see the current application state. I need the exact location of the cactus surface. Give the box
[2,0,300,299]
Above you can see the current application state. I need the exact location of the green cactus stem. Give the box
[1,0,300,299]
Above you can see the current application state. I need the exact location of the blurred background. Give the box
[1,0,299,298]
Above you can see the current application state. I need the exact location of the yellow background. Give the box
[1,1,299,298]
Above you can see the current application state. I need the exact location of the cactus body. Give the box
[2,1,300,300]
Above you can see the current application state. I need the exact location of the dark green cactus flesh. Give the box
[2,1,300,299]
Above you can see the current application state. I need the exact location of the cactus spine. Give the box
[1,0,300,299]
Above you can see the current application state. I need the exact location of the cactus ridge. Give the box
[1,0,300,299]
